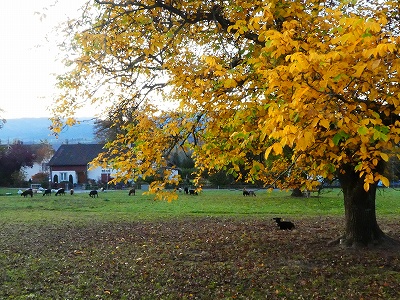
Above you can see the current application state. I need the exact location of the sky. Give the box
[0,1,84,120]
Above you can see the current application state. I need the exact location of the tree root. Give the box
[328,234,400,249]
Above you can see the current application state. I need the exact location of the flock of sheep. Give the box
[18,187,138,198]
[18,186,296,230]
[19,188,98,198]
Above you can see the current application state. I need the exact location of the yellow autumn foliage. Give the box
[52,0,400,198]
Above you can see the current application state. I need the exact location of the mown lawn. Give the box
[0,188,399,299]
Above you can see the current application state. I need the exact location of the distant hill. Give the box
[0,118,97,147]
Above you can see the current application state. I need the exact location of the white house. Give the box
[47,144,107,188]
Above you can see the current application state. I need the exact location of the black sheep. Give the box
[43,189,51,196]
[55,188,65,196]
[89,190,98,198]
[128,188,136,196]
[243,188,256,196]
[273,217,295,230]
[21,189,33,198]
[189,189,198,195]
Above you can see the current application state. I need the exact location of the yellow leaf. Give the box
[368,21,381,33]
[353,63,367,77]
[387,43,396,53]
[319,119,330,129]
[203,56,216,67]
[363,182,370,191]
[265,146,273,160]
[377,44,388,57]
[381,176,389,187]
[66,117,77,126]
[251,17,261,30]
[224,78,237,88]
[272,143,283,155]
[379,152,389,162]
[362,48,377,59]
[371,59,381,70]
[304,131,314,144]
[292,86,309,103]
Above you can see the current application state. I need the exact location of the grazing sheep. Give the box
[273,217,295,230]
[21,189,33,198]
[128,188,136,196]
[243,188,255,196]
[43,189,51,196]
[89,190,98,198]
[189,189,198,195]
[70,189,74,195]
[55,188,65,196]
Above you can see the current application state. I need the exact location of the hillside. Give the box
[0,118,97,146]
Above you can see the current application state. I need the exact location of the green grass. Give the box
[0,187,399,223]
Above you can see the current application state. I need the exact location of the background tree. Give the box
[29,141,54,187]
[31,172,50,188]
[0,109,5,129]
[53,0,400,247]
[94,118,116,143]
[33,141,54,164]
[0,141,35,186]
[93,102,141,143]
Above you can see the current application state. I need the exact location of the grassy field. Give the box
[0,187,399,299]
[1,187,338,222]
[0,187,399,223]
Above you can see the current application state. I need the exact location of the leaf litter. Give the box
[0,216,399,299]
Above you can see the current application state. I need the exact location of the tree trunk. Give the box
[337,164,387,247]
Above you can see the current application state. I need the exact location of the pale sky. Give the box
[0,0,84,120]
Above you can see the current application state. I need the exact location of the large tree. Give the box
[53,0,400,247]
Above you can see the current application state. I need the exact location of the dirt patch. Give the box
[0,217,399,299]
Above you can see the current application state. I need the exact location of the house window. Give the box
[60,172,68,181]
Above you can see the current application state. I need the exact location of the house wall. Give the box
[87,166,119,184]
[51,170,78,185]
[50,165,86,186]
[23,161,51,182]
[23,163,42,181]
[50,165,112,186]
